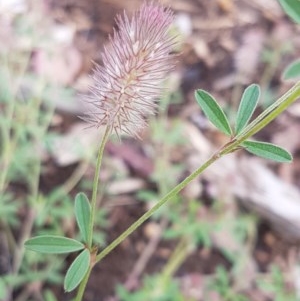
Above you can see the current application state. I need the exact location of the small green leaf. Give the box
[64,249,90,292]
[283,59,300,80]
[242,141,292,163]
[278,0,300,23]
[195,90,232,136]
[0,278,7,300]
[75,193,91,243]
[25,236,84,254]
[235,84,260,134]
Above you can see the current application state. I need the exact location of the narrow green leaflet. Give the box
[242,141,292,163]
[0,278,6,300]
[75,192,91,243]
[235,84,260,134]
[283,60,300,80]
[195,90,232,136]
[25,235,85,254]
[64,249,90,292]
[278,0,300,23]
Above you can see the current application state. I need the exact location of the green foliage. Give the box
[278,0,300,23]
[283,59,300,80]
[0,8,103,298]
[3,256,64,294]
[145,117,185,219]
[64,249,90,292]
[258,265,298,301]
[75,192,91,243]
[25,236,84,254]
[2,0,299,299]
[117,275,187,301]
[34,190,73,230]
[242,141,292,162]
[0,279,6,300]
[195,84,293,163]
[216,212,257,264]
[208,266,249,301]
[0,192,20,226]
[235,84,260,134]
[163,199,213,247]
[0,29,76,298]
[195,90,232,136]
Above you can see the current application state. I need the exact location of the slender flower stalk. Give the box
[75,4,178,300]
[83,2,177,138]
[87,125,111,248]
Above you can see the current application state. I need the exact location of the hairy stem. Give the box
[87,126,111,248]
[95,152,219,263]
[76,127,110,301]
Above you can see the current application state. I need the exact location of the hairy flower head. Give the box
[83,2,177,138]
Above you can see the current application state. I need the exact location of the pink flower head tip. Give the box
[83,2,177,138]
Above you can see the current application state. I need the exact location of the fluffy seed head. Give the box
[83,2,177,138]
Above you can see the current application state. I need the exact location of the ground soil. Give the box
[12,0,300,300]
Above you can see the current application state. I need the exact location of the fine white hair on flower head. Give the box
[82,2,177,138]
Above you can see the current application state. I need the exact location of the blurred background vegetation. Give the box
[1,0,300,300]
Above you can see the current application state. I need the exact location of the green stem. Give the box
[95,152,218,263]
[75,127,111,301]
[95,81,300,264]
[87,126,111,248]
[75,267,92,301]
[161,238,189,281]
